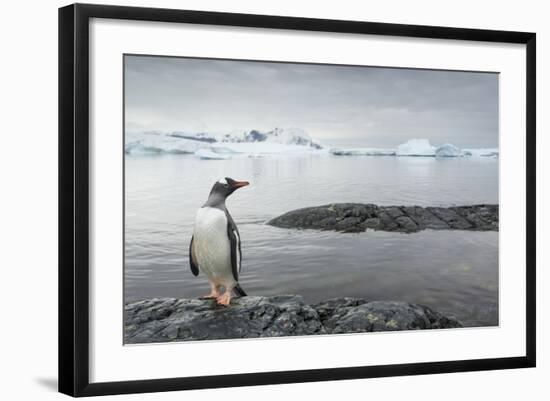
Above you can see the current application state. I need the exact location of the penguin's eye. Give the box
[223,183,229,188]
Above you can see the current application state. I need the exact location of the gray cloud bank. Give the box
[125,55,498,148]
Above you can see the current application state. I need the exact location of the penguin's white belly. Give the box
[193,207,234,286]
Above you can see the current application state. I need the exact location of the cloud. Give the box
[125,55,498,148]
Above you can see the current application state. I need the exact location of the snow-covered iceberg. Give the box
[219,127,323,149]
[125,128,325,157]
[435,143,462,157]
[330,148,396,156]
[125,131,209,155]
[396,139,436,156]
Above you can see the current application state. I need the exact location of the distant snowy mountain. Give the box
[218,128,323,149]
[125,128,324,155]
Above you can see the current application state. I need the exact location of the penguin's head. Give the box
[209,177,249,199]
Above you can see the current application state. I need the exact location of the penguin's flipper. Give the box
[189,235,199,276]
[226,212,242,281]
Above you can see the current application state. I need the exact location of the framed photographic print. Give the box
[58,3,536,397]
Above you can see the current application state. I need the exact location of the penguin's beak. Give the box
[232,180,250,189]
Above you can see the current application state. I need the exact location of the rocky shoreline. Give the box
[267,203,498,233]
[124,296,462,344]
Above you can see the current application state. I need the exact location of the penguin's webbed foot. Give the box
[216,292,232,306]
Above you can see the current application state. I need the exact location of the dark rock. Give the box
[335,216,365,232]
[361,217,381,229]
[267,204,498,233]
[385,206,404,219]
[395,216,419,233]
[378,211,400,231]
[427,207,473,230]
[125,296,325,343]
[314,297,367,322]
[401,206,449,230]
[315,299,462,333]
[453,205,499,231]
[124,296,462,344]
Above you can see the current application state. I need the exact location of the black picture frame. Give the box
[59,3,536,397]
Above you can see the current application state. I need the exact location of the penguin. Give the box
[189,177,249,306]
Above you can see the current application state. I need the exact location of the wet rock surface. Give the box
[314,298,462,333]
[124,296,462,344]
[267,203,498,233]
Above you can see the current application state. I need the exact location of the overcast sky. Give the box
[125,55,499,148]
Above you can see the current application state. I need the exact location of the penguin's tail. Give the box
[233,283,247,297]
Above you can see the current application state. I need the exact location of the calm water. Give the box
[125,155,499,327]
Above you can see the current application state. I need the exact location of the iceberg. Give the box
[435,143,462,157]
[219,127,323,149]
[396,139,436,156]
[125,127,325,156]
[125,132,208,155]
[330,148,396,156]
